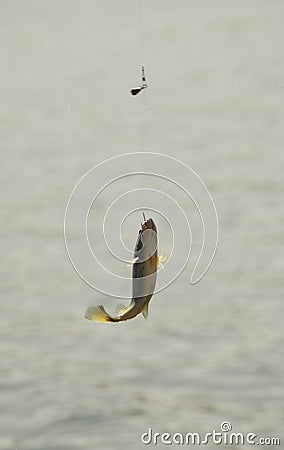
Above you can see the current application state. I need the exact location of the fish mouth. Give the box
[139,217,158,257]
[141,217,157,233]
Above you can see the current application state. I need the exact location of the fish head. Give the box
[138,217,158,260]
[141,217,157,233]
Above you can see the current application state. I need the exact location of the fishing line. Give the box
[130,0,148,154]
[139,0,147,205]
[139,0,147,155]
[129,0,149,219]
[138,0,145,66]
[139,0,147,209]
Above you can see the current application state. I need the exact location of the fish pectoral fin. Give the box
[142,302,149,319]
[127,257,139,267]
[157,254,167,269]
[85,305,113,323]
[115,303,128,316]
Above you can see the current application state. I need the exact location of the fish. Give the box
[85,216,161,323]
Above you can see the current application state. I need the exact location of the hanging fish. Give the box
[131,65,148,96]
[85,216,163,323]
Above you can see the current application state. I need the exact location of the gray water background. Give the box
[1,1,284,449]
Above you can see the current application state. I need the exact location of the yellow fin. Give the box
[157,255,167,269]
[115,303,128,316]
[85,305,112,322]
[142,302,149,319]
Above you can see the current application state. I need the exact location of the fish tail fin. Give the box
[85,305,115,323]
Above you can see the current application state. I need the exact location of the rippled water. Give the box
[1,1,284,449]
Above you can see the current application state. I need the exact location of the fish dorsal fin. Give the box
[142,302,149,319]
[115,303,128,316]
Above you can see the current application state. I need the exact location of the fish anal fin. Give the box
[115,303,128,316]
